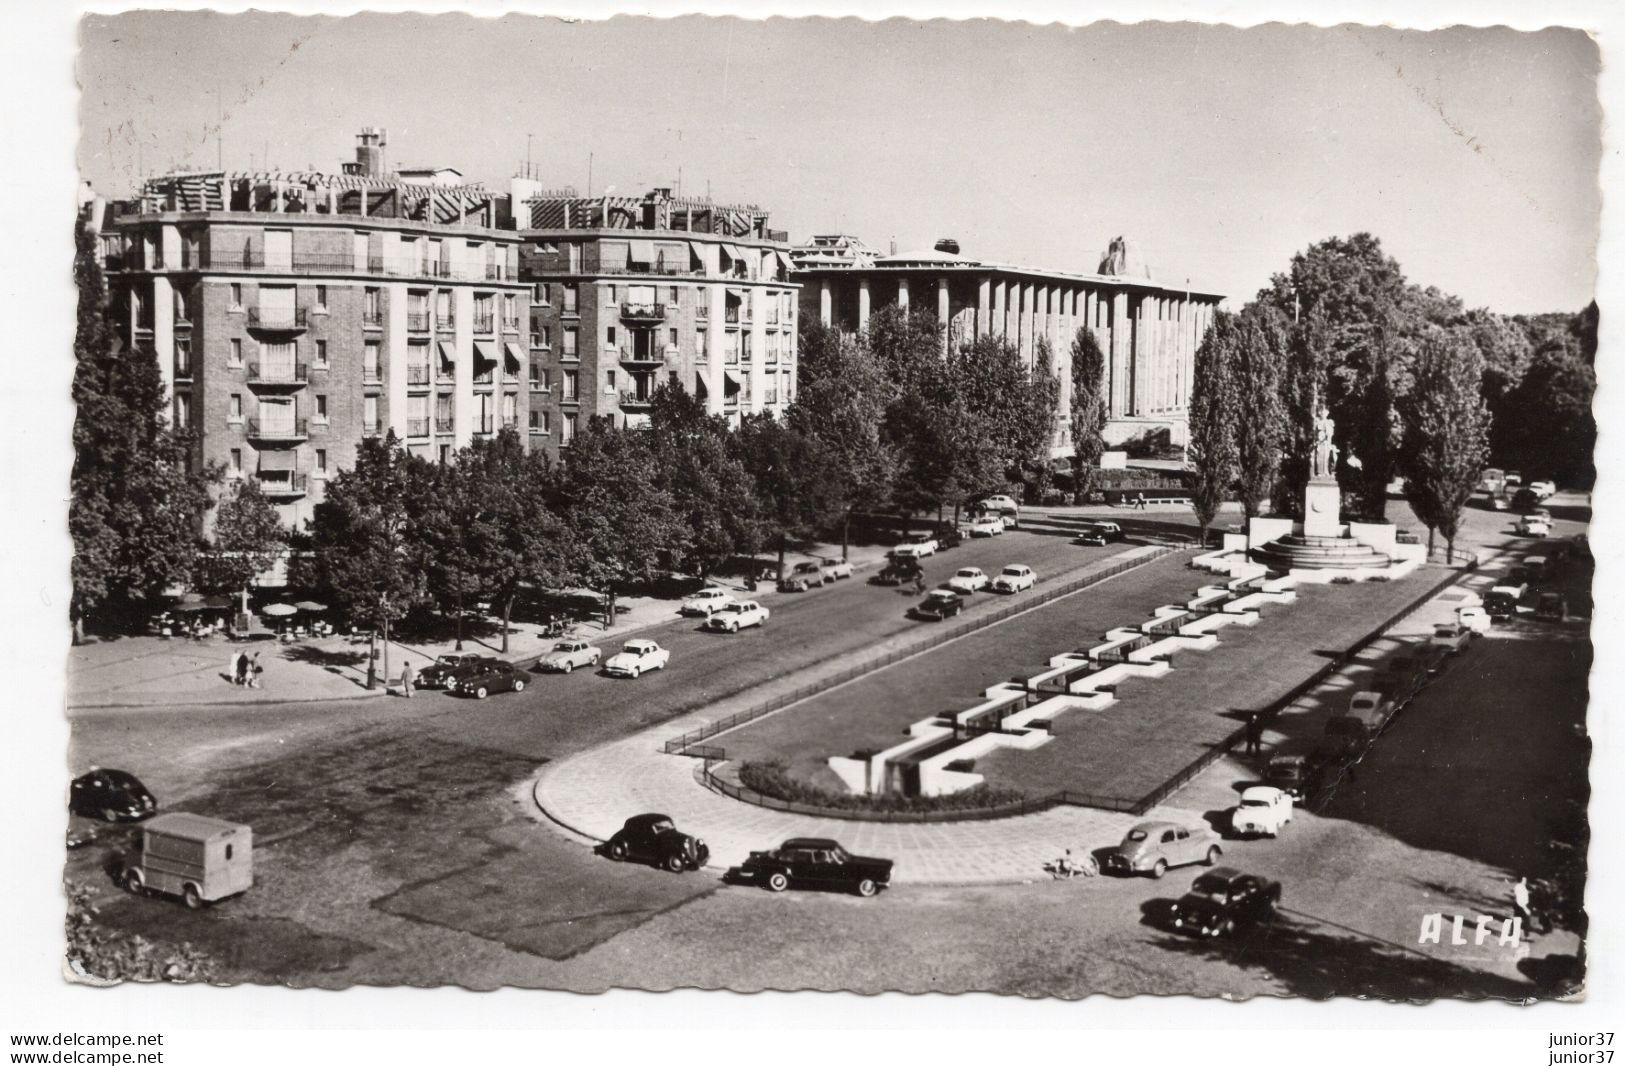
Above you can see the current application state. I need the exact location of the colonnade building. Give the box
[791,235,1224,455]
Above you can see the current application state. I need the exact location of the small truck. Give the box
[121,812,253,909]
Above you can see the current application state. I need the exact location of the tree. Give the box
[1067,325,1109,502]
[1016,336,1063,502]
[195,480,285,610]
[308,432,432,688]
[70,210,216,640]
[1508,333,1596,488]
[1233,307,1289,517]
[1398,329,1491,560]
[791,321,897,557]
[648,385,762,578]
[417,458,484,651]
[737,413,842,579]
[866,306,951,514]
[1187,311,1241,546]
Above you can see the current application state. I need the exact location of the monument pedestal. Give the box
[1302,478,1342,538]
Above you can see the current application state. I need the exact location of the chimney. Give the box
[889,237,897,255]
[355,127,387,178]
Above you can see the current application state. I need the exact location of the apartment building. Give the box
[97,129,531,530]
[517,186,800,455]
[791,235,1224,454]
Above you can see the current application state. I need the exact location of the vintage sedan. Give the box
[1228,786,1294,838]
[1265,749,1325,801]
[1104,821,1222,878]
[911,590,965,621]
[1528,479,1558,499]
[604,813,710,873]
[1516,515,1552,537]
[706,600,770,633]
[1430,622,1473,655]
[417,653,502,689]
[451,660,528,699]
[778,561,831,592]
[680,586,737,617]
[818,557,855,581]
[991,564,1037,593]
[965,515,1005,537]
[737,837,893,897]
[869,557,922,586]
[603,639,671,678]
[976,494,1019,513]
[69,768,157,823]
[1458,605,1492,635]
[536,638,603,674]
[1167,868,1282,938]
[946,567,989,594]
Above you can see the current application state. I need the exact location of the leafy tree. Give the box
[70,211,216,640]
[1067,325,1109,502]
[308,432,432,687]
[195,480,286,608]
[1016,336,1063,502]
[791,321,897,557]
[416,459,484,650]
[737,412,842,578]
[1398,328,1491,559]
[1233,306,1289,517]
[1187,311,1241,546]
[1508,333,1597,488]
[648,385,762,578]
[550,416,678,626]
[866,306,951,514]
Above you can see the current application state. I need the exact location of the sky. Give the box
[77,13,1600,313]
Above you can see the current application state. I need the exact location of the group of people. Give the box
[229,650,264,688]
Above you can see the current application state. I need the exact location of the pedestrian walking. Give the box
[248,651,263,689]
[1512,876,1533,930]
[232,650,247,686]
[401,661,415,699]
[913,571,928,595]
[1244,712,1264,755]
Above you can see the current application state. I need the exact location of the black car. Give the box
[738,837,893,897]
[1167,867,1282,938]
[604,813,710,872]
[69,768,157,823]
[1511,487,1541,513]
[931,523,963,550]
[1265,748,1327,801]
[418,653,502,689]
[869,558,922,586]
[1535,592,1569,622]
[450,660,528,699]
[910,590,965,621]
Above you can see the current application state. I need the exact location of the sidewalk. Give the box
[65,537,897,712]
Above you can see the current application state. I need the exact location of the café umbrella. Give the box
[260,603,298,618]
[292,601,327,613]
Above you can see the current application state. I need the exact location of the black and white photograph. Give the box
[5,0,1623,1055]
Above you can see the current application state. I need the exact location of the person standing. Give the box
[248,651,262,689]
[232,650,247,687]
[401,661,415,699]
[1512,876,1533,930]
[1244,713,1264,756]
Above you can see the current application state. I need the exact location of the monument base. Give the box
[1303,479,1342,538]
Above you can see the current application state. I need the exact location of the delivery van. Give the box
[121,812,253,909]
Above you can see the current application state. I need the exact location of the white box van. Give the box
[122,812,253,909]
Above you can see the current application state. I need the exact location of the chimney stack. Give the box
[355,127,388,178]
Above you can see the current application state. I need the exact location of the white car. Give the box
[890,541,935,560]
[1516,515,1551,537]
[1457,605,1492,635]
[1229,786,1294,838]
[977,494,1018,513]
[680,587,737,617]
[706,601,770,633]
[602,639,671,678]
[947,567,989,594]
[1529,480,1557,499]
[1430,622,1472,654]
[818,558,855,581]
[965,515,1004,537]
[991,564,1036,593]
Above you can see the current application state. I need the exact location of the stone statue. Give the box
[1099,236,1127,276]
[1311,402,1337,479]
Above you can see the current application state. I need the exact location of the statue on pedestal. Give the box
[1311,402,1337,481]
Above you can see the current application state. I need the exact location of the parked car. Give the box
[869,557,922,586]
[818,557,855,581]
[1458,605,1492,635]
[1535,591,1569,622]
[946,567,989,594]
[1167,868,1282,938]
[1504,470,1524,487]
[680,586,737,617]
[1511,487,1541,513]
[1228,786,1294,838]
[966,515,1005,537]
[1074,520,1125,546]
[452,660,528,698]
[1104,821,1222,878]
[1523,555,1551,585]
[603,813,710,872]
[536,638,603,673]
[1265,748,1326,801]
[779,560,831,591]
[1346,689,1397,733]
[1516,515,1552,537]
[1489,493,1511,512]
[1074,526,1108,546]
[976,494,1019,513]
[1430,623,1473,655]
[417,653,502,689]
[737,837,893,896]
[899,534,940,557]
[70,768,157,823]
[911,590,966,621]
[1528,479,1557,499]
[706,600,770,632]
[121,812,252,909]
[1486,581,1527,620]
[1479,467,1507,494]
[991,564,1036,593]
[931,522,963,550]
[603,639,671,678]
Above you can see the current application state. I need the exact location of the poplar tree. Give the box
[1398,329,1491,561]
[1187,311,1241,546]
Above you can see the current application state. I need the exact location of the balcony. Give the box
[620,302,666,323]
[436,314,456,332]
[406,365,431,386]
[257,474,308,499]
[407,418,430,438]
[407,311,431,332]
[435,416,454,434]
[363,311,383,329]
[363,368,382,386]
[246,307,308,334]
[474,416,495,435]
[502,317,521,334]
[247,417,308,442]
[247,361,308,388]
[201,250,523,283]
[618,346,666,368]
[618,390,655,410]
[472,313,496,335]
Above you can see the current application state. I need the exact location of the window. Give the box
[562,412,577,443]
[229,338,243,368]
[174,287,190,323]
[229,448,242,475]
[407,342,430,386]
[668,286,679,305]
[315,339,328,368]
[530,365,548,390]
[605,369,616,391]
[435,289,452,327]
[173,393,190,430]
[503,293,518,329]
[606,325,616,346]
[353,233,368,272]
[363,395,379,434]
[314,284,328,311]
[229,283,243,310]
[476,393,494,434]
[364,287,382,326]
[502,393,517,427]
[439,444,451,465]
[562,283,578,314]
[315,449,327,474]
[528,408,548,432]
[533,282,550,305]
[435,393,452,433]
[314,394,328,422]
[264,230,292,270]
[228,394,243,423]
[562,370,578,400]
[473,293,494,332]
[261,340,296,381]
[531,325,551,349]
[669,327,679,348]
[696,329,708,361]
[562,327,578,358]
[407,395,429,438]
[174,337,191,377]
[364,341,381,382]
[607,284,618,303]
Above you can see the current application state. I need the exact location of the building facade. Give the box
[791,235,1224,454]
[517,186,799,454]
[98,129,532,531]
